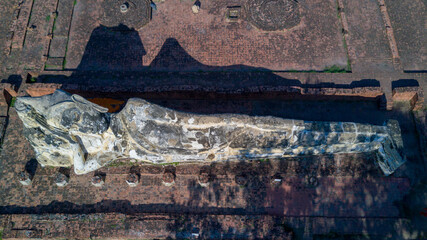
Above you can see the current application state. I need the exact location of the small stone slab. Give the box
[49,36,68,58]
[53,0,75,37]
[271,174,283,186]
[226,6,241,22]
[45,57,64,70]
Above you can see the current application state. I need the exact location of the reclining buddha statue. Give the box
[15,90,406,175]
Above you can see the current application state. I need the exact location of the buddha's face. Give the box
[15,90,110,168]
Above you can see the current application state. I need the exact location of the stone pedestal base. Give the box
[271,174,283,186]
[54,173,69,187]
[91,175,105,187]
[162,172,175,187]
[126,173,139,187]
[198,172,210,187]
[18,171,32,186]
[235,174,247,186]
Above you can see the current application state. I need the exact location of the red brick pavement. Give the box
[66,0,348,71]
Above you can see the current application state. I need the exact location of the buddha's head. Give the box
[15,90,110,169]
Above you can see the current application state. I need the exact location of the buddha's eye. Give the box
[61,108,81,128]
[72,111,80,122]
[67,109,81,123]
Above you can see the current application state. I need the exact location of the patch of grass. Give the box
[73,0,77,5]
[46,15,51,22]
[10,97,16,107]
[323,65,347,73]
[258,158,269,162]
[30,77,37,82]
[107,161,129,167]
[160,162,180,166]
[62,58,67,70]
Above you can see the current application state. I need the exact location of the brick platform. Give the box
[0,0,426,238]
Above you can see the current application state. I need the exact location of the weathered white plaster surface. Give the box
[15,90,406,175]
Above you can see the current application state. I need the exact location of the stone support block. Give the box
[18,171,32,186]
[126,173,139,187]
[91,174,105,187]
[54,172,69,187]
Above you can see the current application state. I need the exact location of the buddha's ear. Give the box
[71,94,108,113]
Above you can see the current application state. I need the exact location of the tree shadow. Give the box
[76,24,146,71]
[149,38,207,71]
